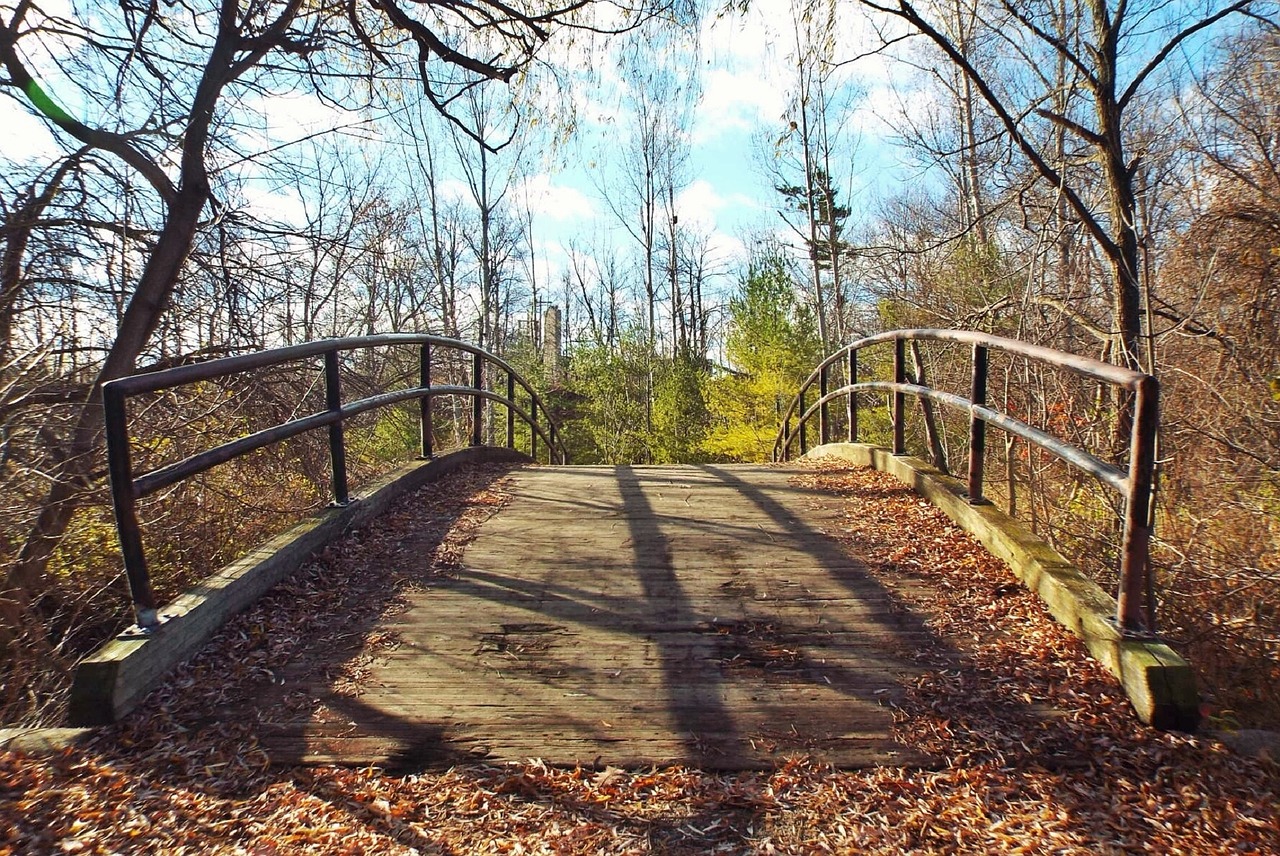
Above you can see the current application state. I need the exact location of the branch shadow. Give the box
[89,462,1186,854]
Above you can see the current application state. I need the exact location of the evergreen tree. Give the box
[776,168,852,278]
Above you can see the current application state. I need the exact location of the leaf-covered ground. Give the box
[2,461,1277,854]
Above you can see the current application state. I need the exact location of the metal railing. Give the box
[103,334,568,632]
[772,329,1158,636]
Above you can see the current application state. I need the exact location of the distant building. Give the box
[543,305,563,382]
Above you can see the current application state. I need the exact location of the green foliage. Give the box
[725,255,823,375]
[362,410,418,464]
[651,356,711,463]
[703,256,823,462]
[563,330,653,464]
[46,509,118,583]
[559,329,714,465]
[776,168,852,273]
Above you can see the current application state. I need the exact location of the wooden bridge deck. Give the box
[253,464,937,770]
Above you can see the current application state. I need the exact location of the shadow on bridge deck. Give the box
[243,464,953,770]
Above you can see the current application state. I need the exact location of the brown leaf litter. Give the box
[2,460,1277,854]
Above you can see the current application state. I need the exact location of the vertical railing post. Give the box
[1118,375,1159,635]
[325,349,350,506]
[471,351,483,447]
[892,337,906,455]
[798,388,807,456]
[531,400,540,463]
[419,341,433,459]
[775,395,784,462]
[506,371,516,449]
[104,384,159,631]
[847,348,858,443]
[967,344,989,503]
[819,364,830,445]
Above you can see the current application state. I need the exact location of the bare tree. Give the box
[852,0,1263,441]
[766,0,861,350]
[0,0,681,641]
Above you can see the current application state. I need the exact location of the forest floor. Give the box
[2,461,1277,855]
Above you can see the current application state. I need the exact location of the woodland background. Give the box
[1,0,1277,732]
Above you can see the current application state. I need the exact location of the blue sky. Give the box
[503,0,915,300]
[0,0,916,311]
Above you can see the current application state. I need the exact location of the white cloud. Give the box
[695,67,789,144]
[694,0,904,148]
[700,0,789,69]
[240,183,307,228]
[0,100,60,162]
[671,179,756,272]
[261,92,360,137]
[705,230,749,270]
[232,92,376,161]
[676,179,728,232]
[694,0,790,144]
[437,178,471,203]
[516,174,595,222]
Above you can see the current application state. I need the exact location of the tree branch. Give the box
[1000,0,1096,89]
[1121,0,1254,111]
[862,0,1120,259]
[0,18,177,202]
[1034,108,1106,149]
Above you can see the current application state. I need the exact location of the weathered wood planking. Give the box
[255,464,940,770]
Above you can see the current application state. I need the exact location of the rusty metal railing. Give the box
[772,329,1158,636]
[103,334,568,632]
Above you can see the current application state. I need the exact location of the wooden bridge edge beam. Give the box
[804,442,1200,732]
[66,446,533,728]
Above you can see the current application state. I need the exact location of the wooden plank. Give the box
[241,465,938,769]
[258,735,931,771]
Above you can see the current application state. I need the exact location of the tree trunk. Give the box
[909,341,949,473]
[1,0,251,632]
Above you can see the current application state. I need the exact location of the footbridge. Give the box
[66,332,1200,769]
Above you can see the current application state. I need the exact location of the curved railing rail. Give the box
[104,334,568,631]
[772,329,1157,636]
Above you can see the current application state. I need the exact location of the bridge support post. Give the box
[847,349,858,443]
[798,389,807,455]
[775,396,785,462]
[104,385,159,631]
[1118,375,1159,635]
[892,338,906,455]
[507,372,516,449]
[967,344,988,503]
[419,343,433,459]
[819,365,830,445]
[324,349,350,506]
[471,352,483,447]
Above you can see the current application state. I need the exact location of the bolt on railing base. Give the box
[117,608,168,640]
[1106,616,1158,642]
